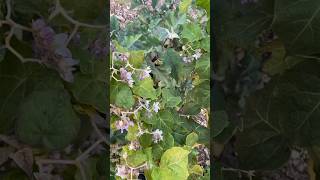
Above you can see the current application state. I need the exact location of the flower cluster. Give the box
[32,19,79,82]
[120,68,134,87]
[115,165,139,179]
[88,38,108,59]
[115,114,134,133]
[152,129,163,143]
[181,47,202,63]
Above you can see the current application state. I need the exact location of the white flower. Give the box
[145,100,150,108]
[152,129,163,143]
[140,66,152,80]
[116,165,128,179]
[153,102,160,113]
[183,57,193,63]
[122,152,128,159]
[192,49,202,60]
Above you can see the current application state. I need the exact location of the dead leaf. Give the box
[9,148,34,178]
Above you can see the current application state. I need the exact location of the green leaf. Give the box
[129,50,144,68]
[195,54,210,79]
[213,111,230,137]
[69,73,106,113]
[214,0,274,47]
[190,165,204,175]
[179,0,192,14]
[113,83,135,109]
[196,0,210,15]
[127,150,148,167]
[162,49,192,84]
[236,61,320,170]
[0,56,64,133]
[273,0,320,55]
[121,34,142,49]
[16,90,80,150]
[139,133,153,148]
[162,88,182,108]
[126,124,139,141]
[152,147,190,180]
[181,23,203,42]
[147,110,175,133]
[152,0,158,8]
[186,132,199,146]
[60,0,106,23]
[110,15,120,32]
[132,77,158,100]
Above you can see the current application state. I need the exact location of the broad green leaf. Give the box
[179,0,192,14]
[188,81,210,108]
[60,0,106,22]
[162,49,192,84]
[113,84,135,109]
[69,73,107,113]
[129,50,144,68]
[160,133,175,149]
[121,34,142,49]
[236,61,320,169]
[152,0,158,8]
[16,90,80,150]
[127,150,148,167]
[110,15,120,32]
[195,54,210,79]
[196,0,210,15]
[0,55,64,133]
[162,88,182,108]
[131,0,143,9]
[273,0,320,55]
[147,110,175,133]
[213,111,229,137]
[132,77,158,100]
[181,23,203,42]
[126,124,139,141]
[186,132,199,146]
[152,147,190,180]
[190,165,203,175]
[139,133,153,148]
[214,0,274,47]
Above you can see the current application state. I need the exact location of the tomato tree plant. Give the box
[110,0,210,179]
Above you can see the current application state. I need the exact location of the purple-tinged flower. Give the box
[115,165,129,179]
[152,129,163,143]
[88,39,107,59]
[120,68,134,87]
[139,66,151,80]
[115,115,134,133]
[117,53,129,62]
[128,140,141,151]
[32,19,46,31]
[32,19,79,83]
[153,102,160,113]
